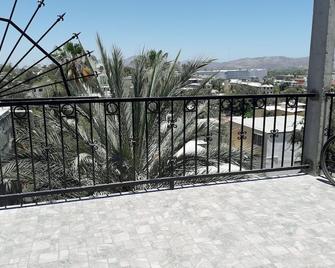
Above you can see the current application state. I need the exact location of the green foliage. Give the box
[268,68,307,77]
[282,87,305,94]
[211,79,225,91]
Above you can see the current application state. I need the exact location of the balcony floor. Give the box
[1,174,335,268]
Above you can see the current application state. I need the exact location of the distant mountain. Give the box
[124,55,310,71]
[202,56,309,71]
[124,56,137,66]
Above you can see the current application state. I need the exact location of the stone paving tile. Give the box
[1,175,335,267]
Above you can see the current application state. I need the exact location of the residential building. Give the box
[95,63,110,92]
[197,69,268,82]
[255,101,306,117]
[231,115,303,168]
[230,80,274,94]
[0,107,12,156]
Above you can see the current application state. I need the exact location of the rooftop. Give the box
[0,107,10,118]
[1,175,335,267]
[263,105,305,113]
[232,115,304,133]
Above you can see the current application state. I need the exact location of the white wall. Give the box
[263,132,301,168]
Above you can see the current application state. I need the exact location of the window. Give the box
[253,134,263,146]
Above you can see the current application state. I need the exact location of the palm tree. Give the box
[1,37,246,200]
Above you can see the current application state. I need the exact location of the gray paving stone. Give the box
[0,175,335,267]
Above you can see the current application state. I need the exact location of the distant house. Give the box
[229,80,274,94]
[231,115,303,168]
[27,80,54,98]
[197,69,268,82]
[255,101,306,117]
[0,107,12,156]
[95,63,110,92]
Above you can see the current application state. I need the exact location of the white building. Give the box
[255,102,306,117]
[231,115,303,168]
[0,107,12,156]
[230,80,274,94]
[95,63,110,92]
[197,69,268,82]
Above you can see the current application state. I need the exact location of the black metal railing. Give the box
[0,93,314,206]
[325,92,335,138]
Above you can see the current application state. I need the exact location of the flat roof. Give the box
[197,69,267,72]
[279,102,306,106]
[0,107,10,118]
[232,115,304,133]
[263,105,305,113]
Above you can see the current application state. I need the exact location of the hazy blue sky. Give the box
[1,0,314,63]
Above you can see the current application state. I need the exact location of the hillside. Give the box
[202,56,309,71]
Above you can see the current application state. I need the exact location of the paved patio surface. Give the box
[1,175,335,267]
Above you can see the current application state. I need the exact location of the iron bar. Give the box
[301,97,309,165]
[271,97,278,168]
[26,104,36,191]
[0,93,317,106]
[170,101,175,175]
[104,103,109,182]
[281,97,289,167]
[10,106,20,187]
[59,104,66,187]
[0,1,45,76]
[261,99,267,169]
[0,0,18,55]
[131,102,136,180]
[229,99,233,172]
[42,105,51,189]
[206,100,210,174]
[74,104,81,185]
[0,33,80,92]
[117,101,122,181]
[0,154,3,185]
[0,13,66,88]
[158,101,161,177]
[195,100,198,175]
[145,101,149,180]
[291,97,299,166]
[1,49,91,98]
[183,100,186,176]
[0,73,96,98]
[327,95,334,137]
[250,99,256,170]
[217,100,222,173]
[89,103,95,185]
[239,98,245,171]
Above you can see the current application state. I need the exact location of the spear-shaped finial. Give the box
[72,32,81,39]
[57,13,66,22]
[37,0,45,7]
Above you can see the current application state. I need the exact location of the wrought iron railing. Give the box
[320,92,335,184]
[0,93,314,206]
[325,92,335,138]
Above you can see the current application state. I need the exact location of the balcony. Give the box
[1,0,335,267]
[0,93,334,267]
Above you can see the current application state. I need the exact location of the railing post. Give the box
[303,0,335,174]
[169,179,174,190]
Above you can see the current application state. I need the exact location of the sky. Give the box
[0,0,314,65]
